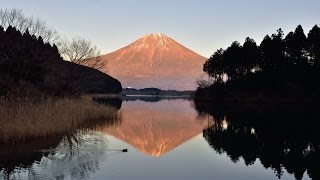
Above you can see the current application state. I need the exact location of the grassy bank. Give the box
[0,97,120,143]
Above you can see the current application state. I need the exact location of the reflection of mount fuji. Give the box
[99,100,206,157]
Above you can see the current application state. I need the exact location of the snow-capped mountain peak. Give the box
[99,33,206,90]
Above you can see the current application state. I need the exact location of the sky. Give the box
[1,0,319,57]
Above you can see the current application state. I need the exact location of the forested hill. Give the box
[196,25,320,103]
[0,26,122,97]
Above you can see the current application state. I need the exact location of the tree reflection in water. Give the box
[28,131,108,180]
[0,115,122,180]
[195,102,320,180]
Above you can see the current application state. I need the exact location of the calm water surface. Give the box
[1,99,319,180]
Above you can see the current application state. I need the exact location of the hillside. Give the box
[0,26,122,97]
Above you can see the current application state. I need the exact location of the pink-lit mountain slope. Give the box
[100,33,206,90]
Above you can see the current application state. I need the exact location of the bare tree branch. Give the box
[58,37,106,70]
[0,8,59,44]
[0,8,105,71]
[196,75,215,88]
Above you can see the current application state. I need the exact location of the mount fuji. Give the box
[100,33,206,90]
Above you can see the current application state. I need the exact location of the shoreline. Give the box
[193,96,314,104]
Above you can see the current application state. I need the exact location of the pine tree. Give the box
[285,25,307,66]
[307,25,320,66]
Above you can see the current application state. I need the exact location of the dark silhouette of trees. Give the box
[242,37,260,73]
[0,25,60,96]
[307,25,320,67]
[223,41,243,80]
[284,25,308,67]
[203,25,320,82]
[260,29,285,72]
[0,9,59,44]
[199,25,320,102]
[0,26,60,85]
[204,40,257,82]
[0,25,122,97]
[196,25,320,176]
[1,8,106,70]
[203,48,225,83]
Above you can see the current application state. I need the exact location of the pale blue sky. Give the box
[1,0,319,57]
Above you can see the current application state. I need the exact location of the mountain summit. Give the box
[100,33,206,90]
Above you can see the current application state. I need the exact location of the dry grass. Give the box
[0,97,120,143]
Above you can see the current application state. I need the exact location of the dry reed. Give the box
[0,97,120,143]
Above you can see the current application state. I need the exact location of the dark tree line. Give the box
[0,25,121,97]
[0,8,104,69]
[203,25,320,83]
[0,25,62,96]
[0,9,59,44]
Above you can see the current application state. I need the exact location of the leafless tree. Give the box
[58,37,106,70]
[196,75,215,88]
[0,8,59,44]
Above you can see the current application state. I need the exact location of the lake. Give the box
[1,98,319,180]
